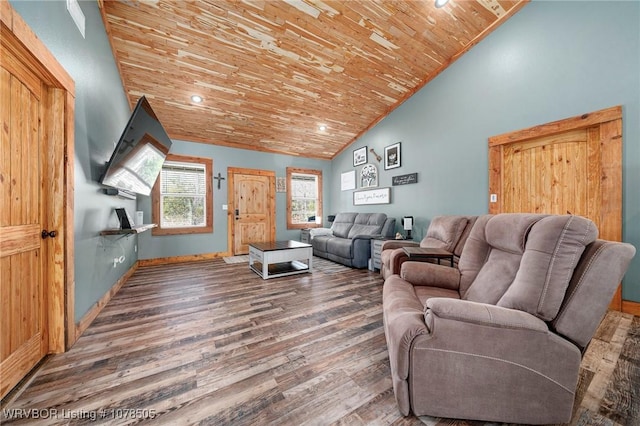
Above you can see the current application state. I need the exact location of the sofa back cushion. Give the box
[420,215,469,252]
[347,213,388,238]
[460,214,538,302]
[498,215,597,320]
[331,212,358,238]
[551,240,635,349]
[452,216,478,258]
[460,214,597,321]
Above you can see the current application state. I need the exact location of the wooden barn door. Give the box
[228,168,275,255]
[488,106,623,309]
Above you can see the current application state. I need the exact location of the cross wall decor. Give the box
[214,172,225,189]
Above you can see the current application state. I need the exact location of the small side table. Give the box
[402,247,454,266]
[371,237,397,271]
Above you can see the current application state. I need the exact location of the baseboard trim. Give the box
[622,300,640,316]
[138,252,229,266]
[73,262,139,343]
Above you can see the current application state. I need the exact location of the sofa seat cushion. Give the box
[414,286,460,307]
[312,235,331,253]
[385,275,460,308]
[326,238,353,259]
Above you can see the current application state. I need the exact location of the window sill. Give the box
[152,225,213,236]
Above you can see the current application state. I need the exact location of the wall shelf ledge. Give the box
[100,224,157,236]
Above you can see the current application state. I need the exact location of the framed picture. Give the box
[353,187,391,205]
[276,177,286,192]
[384,142,401,170]
[353,146,367,167]
[341,170,356,191]
[360,164,378,188]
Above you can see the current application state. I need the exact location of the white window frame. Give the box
[286,167,323,229]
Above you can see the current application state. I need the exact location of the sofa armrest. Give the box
[382,277,429,414]
[400,262,461,290]
[381,240,419,251]
[383,243,419,277]
[309,228,333,239]
[425,298,548,333]
[413,297,580,421]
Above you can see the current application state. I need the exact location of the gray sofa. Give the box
[382,213,636,423]
[312,212,396,268]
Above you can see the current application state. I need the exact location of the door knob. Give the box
[41,229,57,239]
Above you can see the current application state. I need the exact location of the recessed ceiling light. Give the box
[191,95,203,103]
[319,124,327,131]
[435,0,449,8]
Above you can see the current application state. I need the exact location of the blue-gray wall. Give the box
[9,0,138,322]
[330,0,640,301]
[9,0,332,321]
[11,0,640,317]
[137,140,330,259]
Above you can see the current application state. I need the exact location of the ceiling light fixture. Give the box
[319,124,327,131]
[191,95,203,103]
[435,0,449,8]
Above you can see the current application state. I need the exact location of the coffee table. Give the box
[249,240,313,279]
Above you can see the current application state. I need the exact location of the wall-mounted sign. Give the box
[353,187,391,205]
[392,172,418,186]
[341,170,356,191]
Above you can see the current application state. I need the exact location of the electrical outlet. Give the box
[134,244,137,253]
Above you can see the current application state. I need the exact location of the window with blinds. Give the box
[286,167,323,229]
[290,174,318,223]
[160,161,207,228]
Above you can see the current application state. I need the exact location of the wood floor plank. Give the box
[1,257,638,426]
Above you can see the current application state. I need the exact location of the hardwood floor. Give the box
[2,258,638,425]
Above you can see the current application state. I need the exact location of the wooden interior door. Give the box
[228,167,275,255]
[1,5,72,398]
[489,106,623,309]
[0,42,49,399]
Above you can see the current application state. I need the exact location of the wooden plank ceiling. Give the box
[100,0,528,160]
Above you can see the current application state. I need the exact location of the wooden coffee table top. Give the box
[249,240,311,251]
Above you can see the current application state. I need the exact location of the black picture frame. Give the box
[384,142,401,170]
[353,146,367,167]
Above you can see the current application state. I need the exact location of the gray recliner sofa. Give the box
[380,215,477,279]
[312,212,395,268]
[382,213,636,423]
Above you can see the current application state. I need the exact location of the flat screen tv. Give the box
[100,96,172,196]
